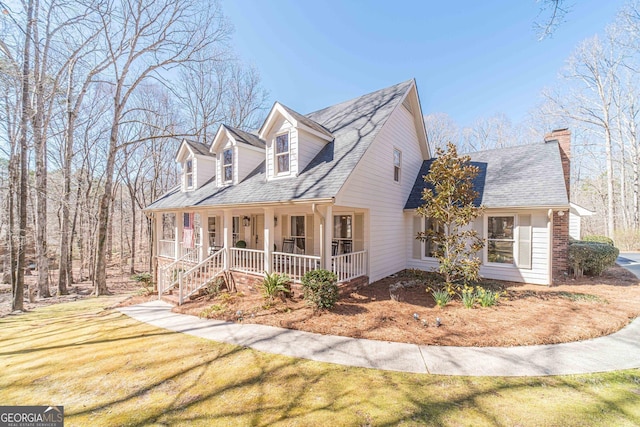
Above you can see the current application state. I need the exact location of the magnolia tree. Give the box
[417,142,484,291]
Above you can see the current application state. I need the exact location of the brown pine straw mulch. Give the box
[170,265,640,347]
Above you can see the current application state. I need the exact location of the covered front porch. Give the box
[154,203,368,303]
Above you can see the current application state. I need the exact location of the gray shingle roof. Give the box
[147,79,414,211]
[224,125,265,149]
[405,142,570,209]
[184,139,213,157]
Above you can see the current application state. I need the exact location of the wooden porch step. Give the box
[160,294,179,306]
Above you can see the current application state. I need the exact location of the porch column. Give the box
[223,209,232,270]
[200,212,208,261]
[263,207,274,274]
[323,205,333,270]
[175,211,182,260]
[155,213,162,258]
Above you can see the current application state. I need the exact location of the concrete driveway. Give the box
[617,252,640,278]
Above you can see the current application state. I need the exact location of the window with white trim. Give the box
[185,159,193,188]
[223,148,233,183]
[393,148,401,182]
[290,215,305,253]
[423,217,441,258]
[487,216,514,264]
[275,133,290,174]
[333,215,352,254]
[232,216,240,246]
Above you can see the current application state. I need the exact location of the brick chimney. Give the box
[544,128,571,197]
[544,128,571,284]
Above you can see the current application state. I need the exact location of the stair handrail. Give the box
[178,248,226,304]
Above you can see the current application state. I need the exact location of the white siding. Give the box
[195,156,215,188]
[297,129,327,173]
[406,210,551,285]
[569,211,581,240]
[237,145,264,183]
[336,103,425,282]
[215,139,264,186]
[265,118,297,180]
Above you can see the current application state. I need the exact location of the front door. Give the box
[252,214,264,249]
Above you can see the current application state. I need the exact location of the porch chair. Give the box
[277,238,296,275]
[332,240,339,256]
[282,238,295,253]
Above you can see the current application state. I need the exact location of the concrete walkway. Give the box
[118,300,640,377]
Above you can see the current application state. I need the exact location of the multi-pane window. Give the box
[487,216,515,264]
[290,215,305,253]
[185,159,193,188]
[223,148,233,182]
[333,215,352,255]
[208,217,216,249]
[393,148,401,182]
[232,216,240,246]
[276,133,290,174]
[333,215,352,239]
[423,218,441,258]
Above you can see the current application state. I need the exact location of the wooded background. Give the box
[1,0,638,309]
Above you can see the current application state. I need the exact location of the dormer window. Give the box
[185,159,194,188]
[276,133,290,174]
[223,148,233,182]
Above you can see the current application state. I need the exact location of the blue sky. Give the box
[220,0,625,128]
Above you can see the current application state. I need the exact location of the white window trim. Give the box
[393,148,402,183]
[275,131,291,176]
[222,148,233,184]
[420,217,440,261]
[484,214,519,268]
[289,214,306,254]
[185,158,194,190]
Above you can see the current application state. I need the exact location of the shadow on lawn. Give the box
[2,298,639,426]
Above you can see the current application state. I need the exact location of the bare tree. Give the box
[543,33,621,238]
[92,0,230,295]
[535,0,570,40]
[423,112,459,153]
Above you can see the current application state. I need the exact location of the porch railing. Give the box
[178,249,225,304]
[273,252,321,282]
[229,247,265,275]
[332,250,367,283]
[158,251,198,296]
[159,239,176,258]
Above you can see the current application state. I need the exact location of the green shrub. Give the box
[569,242,619,277]
[235,240,247,248]
[131,272,152,285]
[582,235,615,246]
[261,272,291,301]
[301,270,339,309]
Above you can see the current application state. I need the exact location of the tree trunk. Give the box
[13,0,35,311]
[57,67,75,296]
[93,115,120,295]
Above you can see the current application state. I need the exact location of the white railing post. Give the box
[178,271,183,305]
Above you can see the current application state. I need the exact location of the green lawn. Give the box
[1,297,639,426]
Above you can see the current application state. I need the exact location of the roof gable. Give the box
[176,139,213,163]
[259,102,334,141]
[211,124,266,153]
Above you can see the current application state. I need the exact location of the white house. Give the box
[145,80,572,303]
